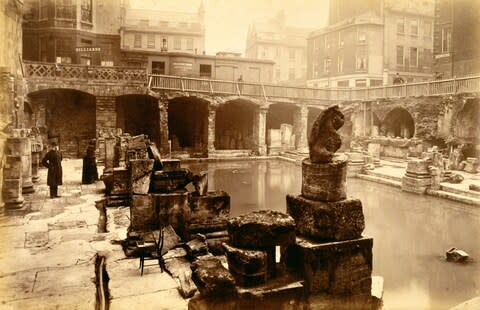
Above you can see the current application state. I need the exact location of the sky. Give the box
[129,0,329,55]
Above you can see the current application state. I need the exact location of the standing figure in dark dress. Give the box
[82,139,98,184]
[42,142,63,198]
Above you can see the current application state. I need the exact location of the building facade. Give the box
[307,0,434,88]
[22,0,123,66]
[433,0,480,79]
[120,3,206,67]
[245,11,313,86]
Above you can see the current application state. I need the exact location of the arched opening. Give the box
[215,99,256,150]
[266,103,297,152]
[382,107,415,138]
[28,89,96,158]
[167,97,209,155]
[455,99,479,142]
[116,95,160,147]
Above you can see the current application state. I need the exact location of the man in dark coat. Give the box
[42,142,63,198]
[82,139,98,184]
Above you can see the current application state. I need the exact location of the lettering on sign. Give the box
[75,47,101,53]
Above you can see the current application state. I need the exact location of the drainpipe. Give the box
[363,102,367,136]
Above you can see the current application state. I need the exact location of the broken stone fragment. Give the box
[446,247,469,262]
[191,256,236,298]
[185,235,209,259]
[287,195,365,241]
[178,270,197,298]
[469,184,480,192]
[192,171,209,196]
[223,243,268,287]
[147,144,163,171]
[227,210,296,249]
[150,169,193,193]
[129,159,154,194]
[189,190,230,234]
[161,159,181,172]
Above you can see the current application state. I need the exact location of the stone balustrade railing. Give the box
[149,74,480,101]
[23,61,147,83]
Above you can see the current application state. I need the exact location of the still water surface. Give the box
[185,160,480,310]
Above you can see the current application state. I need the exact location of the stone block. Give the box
[464,158,479,174]
[401,175,431,194]
[191,256,236,298]
[405,158,430,176]
[104,137,116,169]
[223,243,268,287]
[151,190,191,240]
[130,194,156,232]
[161,159,181,172]
[283,236,372,295]
[129,159,154,194]
[301,155,347,202]
[367,143,381,158]
[2,179,24,208]
[227,210,296,249]
[150,169,193,193]
[3,155,22,179]
[185,235,209,259]
[189,191,230,233]
[286,195,365,241]
[111,167,130,195]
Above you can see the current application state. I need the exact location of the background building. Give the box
[307,0,434,88]
[245,11,313,86]
[433,0,480,79]
[120,2,206,67]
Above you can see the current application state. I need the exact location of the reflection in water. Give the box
[184,160,480,309]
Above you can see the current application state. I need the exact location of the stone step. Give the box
[427,189,480,206]
[364,170,403,182]
[209,150,252,158]
[440,183,480,199]
[356,174,402,188]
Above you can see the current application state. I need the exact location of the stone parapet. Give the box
[287,195,365,242]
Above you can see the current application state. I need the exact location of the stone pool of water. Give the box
[185,160,480,310]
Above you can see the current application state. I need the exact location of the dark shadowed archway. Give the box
[28,89,96,158]
[215,99,256,150]
[455,99,479,142]
[382,107,415,138]
[167,97,209,155]
[116,95,160,147]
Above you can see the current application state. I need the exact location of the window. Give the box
[356,55,368,71]
[101,61,114,66]
[410,47,418,67]
[289,49,295,60]
[338,31,344,47]
[337,55,343,73]
[134,34,142,48]
[337,80,349,87]
[199,64,211,77]
[262,47,268,58]
[288,68,295,80]
[80,57,91,65]
[396,46,404,65]
[39,37,47,61]
[324,58,331,72]
[276,47,281,57]
[397,18,405,34]
[55,0,75,19]
[370,80,383,86]
[55,38,72,63]
[174,37,181,50]
[275,69,281,79]
[424,21,432,38]
[423,48,432,67]
[161,38,168,51]
[159,21,168,28]
[152,61,166,74]
[324,36,330,49]
[355,79,367,87]
[39,0,48,20]
[147,35,155,48]
[139,19,149,27]
[81,0,92,23]
[186,38,193,50]
[410,20,418,36]
[358,32,367,43]
[442,27,451,53]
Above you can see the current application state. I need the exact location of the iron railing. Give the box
[149,74,480,101]
[23,60,147,83]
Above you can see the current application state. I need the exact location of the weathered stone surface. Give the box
[405,158,431,176]
[445,173,464,184]
[151,191,191,240]
[185,235,209,258]
[223,243,268,287]
[130,194,156,232]
[464,157,479,174]
[302,155,347,202]
[161,158,181,172]
[160,225,181,255]
[147,144,163,171]
[191,256,236,297]
[2,155,24,208]
[178,270,197,298]
[104,137,116,169]
[469,184,480,192]
[401,175,431,194]
[308,105,344,163]
[284,236,373,295]
[6,137,34,193]
[111,167,130,195]
[151,169,193,193]
[129,159,154,194]
[287,195,365,241]
[192,171,209,196]
[446,247,470,263]
[189,191,230,233]
[227,210,296,249]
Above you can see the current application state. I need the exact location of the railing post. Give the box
[453,76,457,94]
[147,75,152,89]
[404,83,408,97]
[180,79,185,92]
[261,83,268,101]
[235,82,240,96]
[209,80,213,94]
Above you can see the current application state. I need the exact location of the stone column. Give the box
[293,105,309,153]
[6,135,34,194]
[31,138,42,183]
[158,98,170,157]
[95,96,117,135]
[2,155,24,209]
[207,104,216,155]
[253,107,268,156]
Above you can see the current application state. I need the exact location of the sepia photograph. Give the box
[0,0,479,309]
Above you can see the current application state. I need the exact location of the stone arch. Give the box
[167,96,209,155]
[454,99,479,156]
[215,99,257,150]
[115,94,161,147]
[381,107,415,138]
[266,103,297,151]
[27,88,96,158]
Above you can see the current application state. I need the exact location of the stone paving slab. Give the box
[110,289,188,310]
